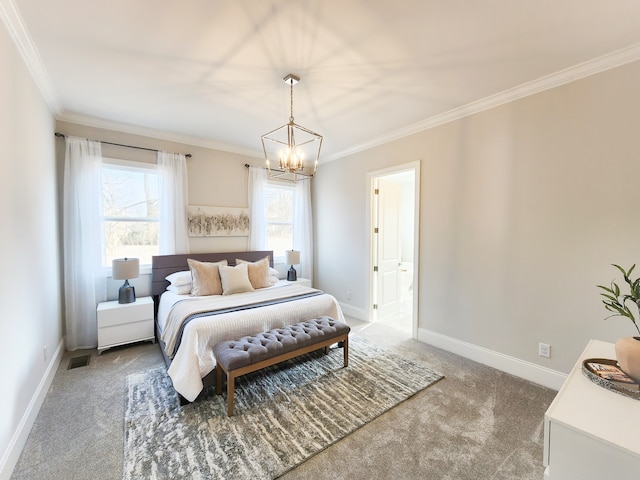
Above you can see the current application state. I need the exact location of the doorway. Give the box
[369,162,419,337]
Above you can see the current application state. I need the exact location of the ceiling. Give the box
[6,0,640,161]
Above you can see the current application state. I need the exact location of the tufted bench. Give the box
[214,316,350,416]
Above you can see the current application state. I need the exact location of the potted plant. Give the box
[597,264,640,382]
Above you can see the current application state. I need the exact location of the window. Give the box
[101,159,159,266]
[264,183,295,261]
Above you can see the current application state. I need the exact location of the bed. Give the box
[151,251,345,402]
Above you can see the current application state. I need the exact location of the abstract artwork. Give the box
[188,205,250,237]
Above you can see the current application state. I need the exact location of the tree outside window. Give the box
[265,184,294,261]
[101,161,159,266]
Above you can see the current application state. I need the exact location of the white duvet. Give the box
[157,282,345,401]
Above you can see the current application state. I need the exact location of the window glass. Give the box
[265,184,294,260]
[101,161,159,266]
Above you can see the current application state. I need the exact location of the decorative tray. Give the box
[582,358,640,400]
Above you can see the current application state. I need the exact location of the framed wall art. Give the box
[188,205,250,237]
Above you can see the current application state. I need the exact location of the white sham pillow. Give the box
[219,263,255,295]
[167,284,192,295]
[165,270,192,287]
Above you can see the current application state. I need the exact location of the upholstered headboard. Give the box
[151,250,274,297]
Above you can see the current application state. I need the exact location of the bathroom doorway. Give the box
[369,162,419,336]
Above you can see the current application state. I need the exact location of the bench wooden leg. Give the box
[343,334,349,367]
[227,373,235,416]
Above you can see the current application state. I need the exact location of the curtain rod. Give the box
[55,132,191,158]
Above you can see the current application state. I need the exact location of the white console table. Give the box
[543,339,640,479]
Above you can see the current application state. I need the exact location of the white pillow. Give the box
[166,270,192,287]
[167,284,192,295]
[269,267,279,276]
[219,263,255,295]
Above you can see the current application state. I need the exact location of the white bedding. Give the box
[157,282,345,401]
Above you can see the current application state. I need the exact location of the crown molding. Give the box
[0,0,61,115]
[57,111,264,158]
[325,42,640,163]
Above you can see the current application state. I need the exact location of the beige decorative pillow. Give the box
[236,256,272,289]
[187,258,227,296]
[219,263,255,295]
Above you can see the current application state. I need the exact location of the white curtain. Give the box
[63,136,103,350]
[293,178,313,280]
[158,151,189,254]
[248,166,268,250]
[248,167,313,279]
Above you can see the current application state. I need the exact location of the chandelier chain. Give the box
[289,81,294,123]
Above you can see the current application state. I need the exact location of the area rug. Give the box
[123,335,443,479]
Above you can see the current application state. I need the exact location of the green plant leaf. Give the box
[599,264,640,333]
[597,284,615,294]
[600,294,619,304]
[613,264,627,277]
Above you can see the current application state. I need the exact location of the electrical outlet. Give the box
[346,291,351,300]
[539,343,551,358]
[43,345,48,362]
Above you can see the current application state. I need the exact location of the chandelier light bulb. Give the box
[278,146,305,171]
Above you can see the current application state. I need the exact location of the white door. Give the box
[375,177,402,319]
[370,165,418,337]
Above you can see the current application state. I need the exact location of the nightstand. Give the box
[97,296,154,354]
[287,277,312,288]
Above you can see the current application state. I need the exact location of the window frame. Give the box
[264,180,296,264]
[100,157,160,270]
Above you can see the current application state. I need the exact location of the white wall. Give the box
[314,60,640,381]
[0,18,62,479]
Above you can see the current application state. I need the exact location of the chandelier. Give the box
[261,74,322,182]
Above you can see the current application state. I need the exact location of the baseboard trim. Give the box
[0,338,64,480]
[418,328,567,391]
[339,303,368,322]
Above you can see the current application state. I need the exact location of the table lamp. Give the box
[285,250,300,281]
[112,257,139,304]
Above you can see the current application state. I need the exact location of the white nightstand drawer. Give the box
[97,297,153,327]
[97,297,154,353]
[98,319,153,349]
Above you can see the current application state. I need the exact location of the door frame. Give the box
[366,160,421,338]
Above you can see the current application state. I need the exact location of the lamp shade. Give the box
[285,250,300,266]
[112,258,139,280]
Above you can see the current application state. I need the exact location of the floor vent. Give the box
[67,355,91,370]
